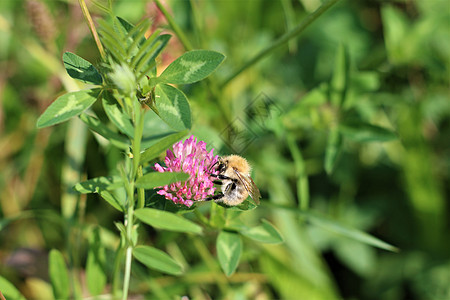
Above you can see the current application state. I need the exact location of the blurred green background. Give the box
[0,0,449,299]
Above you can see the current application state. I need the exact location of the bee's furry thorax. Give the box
[220,155,251,175]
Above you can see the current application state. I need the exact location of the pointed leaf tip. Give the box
[63,52,103,85]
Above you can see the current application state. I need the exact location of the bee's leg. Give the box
[210,174,238,182]
[203,193,224,201]
[213,180,222,185]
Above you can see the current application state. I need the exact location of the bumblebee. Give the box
[205,155,261,206]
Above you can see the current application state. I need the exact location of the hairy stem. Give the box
[221,0,340,87]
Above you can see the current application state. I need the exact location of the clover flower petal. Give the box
[153,136,218,207]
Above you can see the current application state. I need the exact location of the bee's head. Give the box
[208,157,227,174]
[217,158,227,173]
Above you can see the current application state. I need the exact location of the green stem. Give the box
[122,101,146,299]
[122,206,134,300]
[136,165,145,209]
[121,164,135,300]
[221,0,340,87]
[78,0,106,59]
[154,0,193,51]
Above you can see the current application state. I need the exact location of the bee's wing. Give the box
[233,169,261,205]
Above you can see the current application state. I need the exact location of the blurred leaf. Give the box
[98,189,124,212]
[381,5,410,64]
[330,44,349,107]
[48,249,70,300]
[0,276,26,300]
[135,171,189,189]
[210,202,226,228]
[0,218,14,232]
[334,240,376,277]
[324,127,341,174]
[102,93,134,138]
[86,228,107,296]
[153,84,191,131]
[351,72,380,93]
[22,278,54,300]
[114,222,127,241]
[306,212,399,252]
[135,208,202,234]
[36,89,101,128]
[73,176,123,193]
[133,245,183,275]
[62,52,102,85]
[339,122,397,142]
[266,204,399,252]
[79,113,130,149]
[240,219,283,244]
[158,50,225,84]
[216,231,242,276]
[260,251,337,300]
[299,83,328,106]
[139,130,189,164]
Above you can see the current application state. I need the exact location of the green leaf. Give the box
[86,228,107,296]
[154,84,191,131]
[102,93,134,138]
[324,127,341,175]
[306,213,399,252]
[351,72,380,93]
[135,34,171,76]
[158,50,225,84]
[130,29,163,69]
[265,204,399,252]
[339,122,397,142]
[216,231,242,276]
[116,16,134,33]
[240,219,283,244]
[49,249,70,300]
[79,113,130,149]
[135,208,202,234]
[133,245,183,275]
[36,89,101,128]
[381,5,410,64]
[330,44,349,107]
[135,171,189,189]
[298,83,328,106]
[139,130,189,164]
[334,240,376,277]
[233,199,258,211]
[73,176,123,193]
[63,52,103,85]
[98,189,124,212]
[114,222,127,241]
[0,276,26,300]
